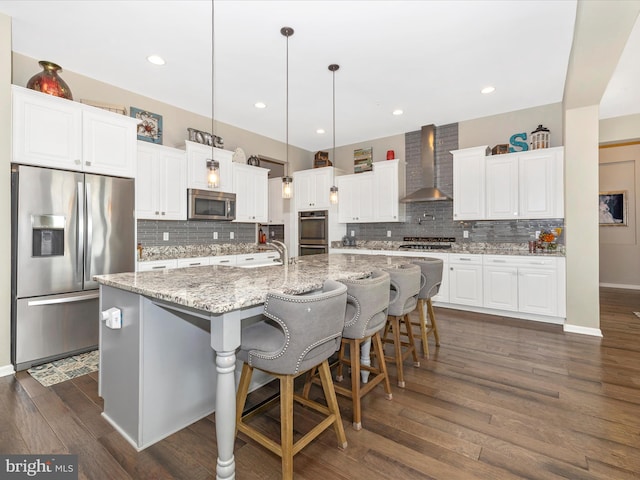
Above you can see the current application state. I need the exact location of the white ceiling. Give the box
[0,1,637,151]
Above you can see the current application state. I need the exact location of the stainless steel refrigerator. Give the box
[11,164,135,371]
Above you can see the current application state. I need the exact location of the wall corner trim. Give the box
[563,324,603,337]
[0,364,16,378]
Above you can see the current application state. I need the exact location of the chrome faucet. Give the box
[266,240,288,265]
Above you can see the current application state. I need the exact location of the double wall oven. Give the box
[298,210,328,256]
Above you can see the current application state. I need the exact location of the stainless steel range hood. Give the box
[400,124,452,202]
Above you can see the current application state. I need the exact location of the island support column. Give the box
[210,306,261,480]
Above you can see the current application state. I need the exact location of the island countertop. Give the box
[94,253,415,314]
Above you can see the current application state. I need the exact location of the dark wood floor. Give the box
[2,287,639,479]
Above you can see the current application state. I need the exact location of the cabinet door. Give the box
[186,141,233,192]
[233,163,268,223]
[449,259,483,306]
[452,146,487,220]
[294,168,333,211]
[518,148,563,219]
[338,173,374,223]
[159,149,187,220]
[268,177,285,224]
[483,265,518,311]
[12,86,82,170]
[518,267,557,316]
[485,156,518,219]
[373,160,404,222]
[135,146,161,219]
[82,109,137,177]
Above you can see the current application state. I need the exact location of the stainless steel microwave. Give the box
[187,189,236,221]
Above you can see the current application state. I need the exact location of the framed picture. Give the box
[130,107,162,144]
[599,190,627,226]
[354,147,373,173]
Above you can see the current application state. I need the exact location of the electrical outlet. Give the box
[163,232,169,241]
[387,230,392,237]
[535,230,540,238]
[213,232,218,240]
[230,231,235,240]
[463,230,469,238]
[350,230,355,237]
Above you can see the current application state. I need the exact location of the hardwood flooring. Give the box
[2,287,639,479]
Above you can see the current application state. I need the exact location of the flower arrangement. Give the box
[537,228,562,251]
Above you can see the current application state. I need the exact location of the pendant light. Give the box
[329,64,339,204]
[281,27,294,199]
[206,0,220,189]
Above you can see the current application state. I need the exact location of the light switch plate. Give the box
[463,230,469,238]
[387,230,392,237]
[230,232,235,240]
[213,232,218,240]
[163,232,169,241]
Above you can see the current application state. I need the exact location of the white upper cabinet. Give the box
[337,173,374,223]
[452,146,488,221]
[267,177,286,225]
[485,154,519,219]
[293,167,334,211]
[518,147,564,219]
[12,85,137,177]
[453,145,564,220]
[373,159,406,222]
[185,140,233,192]
[232,163,268,223]
[136,142,186,220]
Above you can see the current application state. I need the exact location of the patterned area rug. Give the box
[27,350,99,387]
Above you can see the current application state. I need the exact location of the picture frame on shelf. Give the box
[130,107,162,144]
[354,147,373,173]
[599,190,627,226]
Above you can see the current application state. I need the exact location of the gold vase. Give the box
[26,60,73,100]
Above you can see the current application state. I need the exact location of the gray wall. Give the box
[347,124,564,244]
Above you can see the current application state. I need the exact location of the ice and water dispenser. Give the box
[31,214,65,257]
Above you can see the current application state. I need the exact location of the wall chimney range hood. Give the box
[400,124,452,202]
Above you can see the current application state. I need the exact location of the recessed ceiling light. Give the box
[316,128,326,134]
[481,86,496,94]
[147,55,165,66]
[392,109,403,116]
[254,102,267,109]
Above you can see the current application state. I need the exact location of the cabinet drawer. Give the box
[137,259,177,272]
[483,255,557,268]
[209,255,237,266]
[176,257,210,268]
[449,254,482,265]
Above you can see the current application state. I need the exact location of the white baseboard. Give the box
[600,282,640,290]
[563,324,603,337]
[0,364,16,378]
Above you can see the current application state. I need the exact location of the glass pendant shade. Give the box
[330,185,339,204]
[282,176,293,199]
[207,159,220,188]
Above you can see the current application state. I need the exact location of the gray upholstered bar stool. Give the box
[304,270,393,430]
[412,258,444,358]
[382,264,422,388]
[235,279,348,480]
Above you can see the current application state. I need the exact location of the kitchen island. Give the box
[94,253,416,480]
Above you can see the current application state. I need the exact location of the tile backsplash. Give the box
[137,220,256,247]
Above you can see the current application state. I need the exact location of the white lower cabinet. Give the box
[483,255,559,317]
[209,255,236,266]
[448,254,483,306]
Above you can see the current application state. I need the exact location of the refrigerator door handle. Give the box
[27,292,100,307]
[85,182,93,283]
[77,181,84,280]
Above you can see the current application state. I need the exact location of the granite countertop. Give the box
[138,243,273,262]
[95,253,414,314]
[330,241,565,257]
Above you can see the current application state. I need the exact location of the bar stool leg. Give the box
[280,375,294,480]
[427,298,440,346]
[350,338,363,430]
[318,360,348,449]
[403,313,420,367]
[372,331,393,400]
[416,299,430,357]
[360,338,371,384]
[390,315,405,387]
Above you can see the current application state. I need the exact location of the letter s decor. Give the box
[509,132,529,152]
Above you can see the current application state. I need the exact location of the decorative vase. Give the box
[26,60,73,100]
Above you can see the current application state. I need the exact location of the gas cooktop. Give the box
[399,236,455,250]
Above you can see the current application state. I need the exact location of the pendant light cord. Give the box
[281,27,294,178]
[212,0,215,137]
